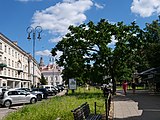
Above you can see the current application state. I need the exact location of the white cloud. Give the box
[35,49,62,60]
[55,51,63,60]
[95,3,105,9]
[131,0,160,17]
[108,35,117,48]
[35,49,51,56]
[31,0,93,36]
[49,37,62,43]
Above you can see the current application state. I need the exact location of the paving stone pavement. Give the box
[113,90,160,120]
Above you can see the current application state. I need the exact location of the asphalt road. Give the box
[0,105,23,120]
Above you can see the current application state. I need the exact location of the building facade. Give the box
[0,33,41,88]
[39,57,63,86]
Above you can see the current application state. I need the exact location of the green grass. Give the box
[4,87,106,120]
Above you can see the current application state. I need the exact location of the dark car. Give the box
[32,88,48,99]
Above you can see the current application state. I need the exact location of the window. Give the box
[15,62,17,68]
[15,52,17,58]
[18,53,19,59]
[8,69,10,76]
[21,55,22,61]
[12,60,14,67]
[4,45,7,53]
[12,50,14,57]
[17,61,22,68]
[8,48,11,55]
[8,59,10,66]
[4,57,7,64]
[15,71,18,77]
[0,55,2,62]
[8,91,18,95]
[4,68,6,75]
[12,70,14,77]
[0,42,2,50]
[18,91,26,95]
[51,77,54,81]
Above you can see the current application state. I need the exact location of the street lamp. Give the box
[26,26,42,87]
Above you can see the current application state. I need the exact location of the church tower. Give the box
[39,56,45,69]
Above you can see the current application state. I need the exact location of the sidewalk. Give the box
[113,90,160,120]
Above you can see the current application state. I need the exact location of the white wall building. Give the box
[0,33,41,88]
[39,57,63,86]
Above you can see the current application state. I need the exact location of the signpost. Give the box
[69,79,76,91]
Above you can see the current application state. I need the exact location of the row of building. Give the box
[0,33,63,89]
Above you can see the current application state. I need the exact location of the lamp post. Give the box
[27,26,42,87]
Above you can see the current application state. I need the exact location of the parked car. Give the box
[52,86,59,93]
[57,85,65,91]
[55,85,64,92]
[41,85,56,96]
[0,89,37,107]
[15,88,43,101]
[30,91,43,101]
[51,87,58,95]
[32,88,48,99]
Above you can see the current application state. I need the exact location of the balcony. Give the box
[0,60,7,69]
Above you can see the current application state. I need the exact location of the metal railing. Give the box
[94,92,112,120]
[105,93,112,120]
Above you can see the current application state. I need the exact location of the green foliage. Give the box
[51,18,160,88]
[39,74,47,85]
[143,20,160,68]
[4,87,105,120]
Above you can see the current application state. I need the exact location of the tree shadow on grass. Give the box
[67,92,104,99]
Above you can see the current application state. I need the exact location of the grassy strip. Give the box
[4,87,106,120]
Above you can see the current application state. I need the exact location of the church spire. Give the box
[39,56,45,67]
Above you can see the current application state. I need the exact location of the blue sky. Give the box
[0,0,159,65]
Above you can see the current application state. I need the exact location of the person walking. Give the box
[122,80,128,95]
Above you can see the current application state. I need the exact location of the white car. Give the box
[0,89,37,107]
[14,88,43,101]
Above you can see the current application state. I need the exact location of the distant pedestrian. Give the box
[131,81,136,94]
[122,80,128,95]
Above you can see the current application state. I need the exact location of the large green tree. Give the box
[52,19,114,85]
[51,19,146,94]
[143,20,160,68]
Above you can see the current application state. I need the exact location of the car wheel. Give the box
[30,98,37,104]
[37,94,42,101]
[4,100,11,108]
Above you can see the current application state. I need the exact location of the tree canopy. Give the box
[51,18,160,91]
